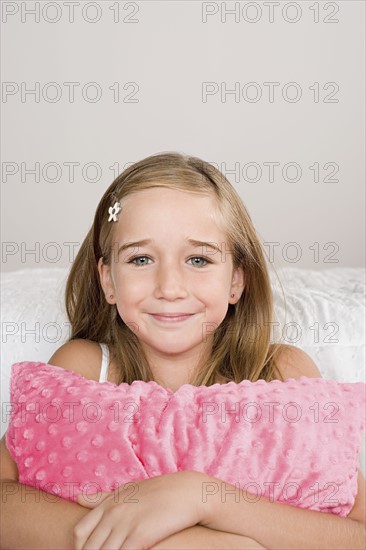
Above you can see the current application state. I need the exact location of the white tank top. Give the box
[99,343,110,382]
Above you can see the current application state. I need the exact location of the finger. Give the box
[77,493,95,509]
[74,507,105,550]
[100,529,126,550]
[121,531,152,550]
[121,537,147,550]
[77,491,109,509]
[82,525,112,550]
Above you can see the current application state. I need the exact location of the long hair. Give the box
[65,151,286,385]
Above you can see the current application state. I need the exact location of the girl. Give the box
[1,152,365,549]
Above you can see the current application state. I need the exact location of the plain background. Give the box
[1,0,365,273]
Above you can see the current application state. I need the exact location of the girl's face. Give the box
[98,187,244,369]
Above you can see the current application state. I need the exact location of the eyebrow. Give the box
[117,239,223,255]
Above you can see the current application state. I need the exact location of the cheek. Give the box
[200,278,231,314]
[113,272,151,306]
[200,272,232,296]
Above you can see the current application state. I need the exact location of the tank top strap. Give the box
[99,343,110,383]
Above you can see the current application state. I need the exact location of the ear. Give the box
[97,257,116,305]
[229,266,245,305]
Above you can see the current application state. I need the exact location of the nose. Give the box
[153,260,189,300]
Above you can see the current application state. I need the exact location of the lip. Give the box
[150,313,194,323]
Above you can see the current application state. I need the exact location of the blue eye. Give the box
[189,256,210,267]
[128,256,212,267]
[129,256,151,266]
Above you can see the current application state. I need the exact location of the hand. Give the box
[74,470,207,549]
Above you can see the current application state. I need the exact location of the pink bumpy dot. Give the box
[48,424,58,436]
[62,436,72,448]
[108,449,121,463]
[91,435,104,447]
[107,421,119,432]
[24,457,34,468]
[76,450,89,462]
[14,446,22,457]
[75,421,88,432]
[23,429,34,440]
[35,469,46,480]
[98,390,110,397]
[35,440,46,451]
[62,466,73,478]
[79,397,91,405]
[47,452,58,464]
[94,464,107,477]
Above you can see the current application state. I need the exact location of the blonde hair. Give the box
[65,151,285,385]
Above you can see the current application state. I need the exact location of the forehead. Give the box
[113,188,227,241]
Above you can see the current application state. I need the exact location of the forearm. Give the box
[151,525,267,549]
[1,479,89,549]
[202,477,366,549]
[1,480,265,550]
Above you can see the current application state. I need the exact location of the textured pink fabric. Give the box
[6,361,366,516]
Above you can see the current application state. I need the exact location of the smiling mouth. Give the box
[150,313,194,323]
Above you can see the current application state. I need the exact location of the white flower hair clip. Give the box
[108,201,122,222]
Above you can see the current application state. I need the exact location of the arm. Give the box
[0,480,265,550]
[151,526,267,549]
[0,434,89,549]
[1,435,264,550]
[200,472,366,549]
[0,479,90,549]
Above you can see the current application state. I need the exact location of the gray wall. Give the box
[1,1,365,272]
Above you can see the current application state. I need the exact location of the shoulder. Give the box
[274,344,322,381]
[47,339,103,382]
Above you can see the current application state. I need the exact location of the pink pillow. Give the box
[6,361,366,517]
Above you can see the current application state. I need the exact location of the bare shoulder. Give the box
[275,344,322,381]
[47,339,103,382]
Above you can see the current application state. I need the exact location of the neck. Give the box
[144,346,211,392]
